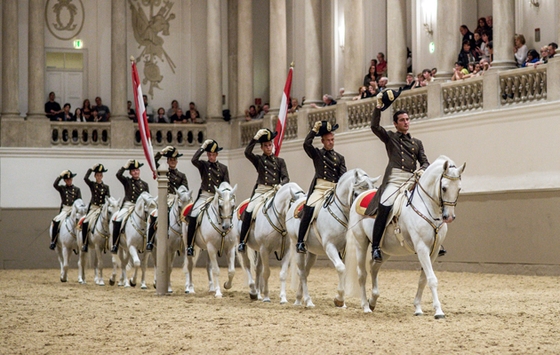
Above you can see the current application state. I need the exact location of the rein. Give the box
[204,193,234,257]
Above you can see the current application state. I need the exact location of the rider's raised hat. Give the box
[60,170,77,179]
[161,146,183,158]
[126,159,144,170]
[257,128,278,143]
[205,140,223,153]
[315,121,339,136]
[379,87,403,111]
[92,164,108,173]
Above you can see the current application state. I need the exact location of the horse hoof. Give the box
[97,281,105,286]
[60,278,67,283]
[364,308,372,314]
[334,299,345,308]
[215,294,223,299]
[129,279,136,287]
[434,314,445,319]
[223,282,232,290]
[280,299,288,305]
[141,285,148,290]
[109,279,115,286]
[249,293,258,300]
[263,298,271,303]
[414,312,424,316]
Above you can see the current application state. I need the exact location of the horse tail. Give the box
[344,213,362,299]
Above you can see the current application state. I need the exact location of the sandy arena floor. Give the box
[1,263,559,354]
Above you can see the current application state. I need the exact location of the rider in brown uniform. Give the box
[237,128,290,253]
[50,170,82,250]
[185,139,230,256]
[81,164,111,252]
[296,121,347,254]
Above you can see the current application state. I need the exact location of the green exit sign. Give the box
[73,39,83,49]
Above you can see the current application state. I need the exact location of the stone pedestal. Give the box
[155,169,169,296]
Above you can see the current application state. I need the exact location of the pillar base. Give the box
[490,60,517,70]
[1,115,26,147]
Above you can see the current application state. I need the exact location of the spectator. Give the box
[479,31,491,62]
[167,99,180,118]
[522,49,540,67]
[403,73,416,91]
[170,108,189,123]
[288,98,301,113]
[127,100,137,122]
[514,34,528,67]
[142,95,154,122]
[93,96,110,122]
[352,86,369,100]
[91,108,100,122]
[256,103,269,119]
[244,105,259,121]
[486,15,493,38]
[377,77,388,91]
[82,99,92,119]
[431,68,438,77]
[452,61,469,81]
[45,92,62,121]
[74,108,86,122]
[547,42,558,61]
[376,52,387,77]
[458,40,477,68]
[61,103,73,121]
[463,62,482,79]
[487,41,494,62]
[474,17,490,37]
[310,94,337,108]
[473,32,483,52]
[406,47,412,73]
[337,88,345,100]
[459,25,475,49]
[368,82,379,97]
[155,107,169,123]
[479,58,491,73]
[415,73,425,88]
[370,58,377,68]
[422,68,435,85]
[187,102,203,123]
[363,65,377,87]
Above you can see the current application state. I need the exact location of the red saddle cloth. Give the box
[236,199,250,220]
[293,201,305,219]
[182,203,194,219]
[355,189,377,216]
[78,216,86,228]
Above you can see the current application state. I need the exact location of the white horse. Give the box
[235,182,306,303]
[183,182,237,298]
[346,156,465,318]
[286,169,378,308]
[50,198,87,282]
[149,185,192,293]
[77,196,121,285]
[110,192,157,288]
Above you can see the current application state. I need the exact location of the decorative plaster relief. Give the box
[45,0,85,40]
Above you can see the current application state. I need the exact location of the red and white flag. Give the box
[131,58,157,179]
[274,64,293,156]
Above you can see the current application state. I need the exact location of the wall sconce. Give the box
[423,23,433,37]
[422,0,436,37]
[338,23,345,50]
[529,0,539,7]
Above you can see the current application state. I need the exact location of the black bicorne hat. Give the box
[61,170,77,179]
[205,140,223,153]
[126,160,144,170]
[379,87,403,111]
[257,129,278,143]
[315,121,340,136]
[93,164,108,173]
[162,146,183,158]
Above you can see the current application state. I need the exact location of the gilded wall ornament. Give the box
[129,0,176,99]
[45,0,85,40]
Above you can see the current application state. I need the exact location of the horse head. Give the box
[176,185,192,208]
[276,182,306,215]
[104,196,121,217]
[340,169,378,207]
[214,182,237,230]
[136,191,157,218]
[72,199,87,221]
[420,156,466,223]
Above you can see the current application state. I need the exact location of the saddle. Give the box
[77,216,86,230]
[292,199,323,221]
[236,199,250,220]
[354,189,378,217]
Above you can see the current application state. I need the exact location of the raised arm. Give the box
[84,168,94,189]
[370,106,390,143]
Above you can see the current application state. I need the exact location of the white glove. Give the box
[414,169,424,179]
[92,164,100,171]
[253,128,268,140]
[161,146,174,154]
[124,159,135,169]
[312,121,322,133]
[376,92,384,108]
[60,170,70,177]
[201,139,213,149]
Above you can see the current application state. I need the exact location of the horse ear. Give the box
[443,160,449,172]
[458,162,466,174]
[231,184,238,195]
[371,175,381,185]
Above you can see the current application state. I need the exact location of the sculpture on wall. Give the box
[45,0,85,40]
[129,0,177,99]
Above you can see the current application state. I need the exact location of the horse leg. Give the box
[206,253,215,293]
[140,248,149,290]
[119,248,128,287]
[259,247,271,303]
[413,268,428,316]
[255,253,264,300]
[240,249,257,300]
[95,244,105,286]
[166,249,175,293]
[109,253,118,286]
[78,249,86,284]
[223,245,235,291]
[207,247,221,298]
[128,246,141,288]
[354,234,372,313]
[369,255,386,312]
[416,249,444,319]
[278,247,291,304]
[61,246,70,283]
[184,254,195,294]
[324,243,346,308]
[56,246,65,282]
[298,252,316,308]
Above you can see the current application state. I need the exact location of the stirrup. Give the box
[186,246,194,257]
[110,245,118,254]
[438,246,447,257]
[81,244,88,253]
[237,242,246,253]
[296,242,307,254]
[146,243,154,251]
[49,243,56,250]
[372,247,383,261]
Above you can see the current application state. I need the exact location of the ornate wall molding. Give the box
[45,0,85,40]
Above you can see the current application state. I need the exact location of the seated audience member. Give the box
[367,82,379,97]
[487,41,494,62]
[363,65,377,87]
[473,32,483,54]
[127,100,137,122]
[61,103,73,121]
[514,34,528,67]
[74,108,86,122]
[142,95,154,122]
[431,67,438,77]
[422,68,435,85]
[463,62,482,79]
[155,107,169,123]
[403,73,416,91]
[93,96,110,122]
[167,99,179,118]
[288,98,301,113]
[310,94,337,108]
[256,103,270,119]
[353,86,369,100]
[245,105,259,121]
[337,88,345,100]
[414,73,425,88]
[547,42,558,61]
[377,77,388,91]
[187,102,203,123]
[479,58,491,74]
[458,40,477,68]
[522,49,540,67]
[376,52,387,77]
[452,61,469,81]
[45,91,62,121]
[91,108,100,122]
[170,108,189,123]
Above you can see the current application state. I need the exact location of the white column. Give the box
[491,0,516,70]
[342,0,364,99]
[269,0,287,112]
[386,0,407,89]
[27,0,45,120]
[304,0,322,106]
[111,0,127,120]
[237,0,253,117]
[2,0,20,119]
[434,0,460,81]
[207,0,223,119]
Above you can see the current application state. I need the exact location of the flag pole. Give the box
[274,62,294,156]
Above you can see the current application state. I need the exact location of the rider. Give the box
[50,170,82,250]
[296,121,347,254]
[146,146,189,251]
[81,164,111,252]
[369,89,431,261]
[110,159,150,254]
[237,128,290,253]
[185,139,230,256]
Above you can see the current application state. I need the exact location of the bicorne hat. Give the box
[93,164,108,173]
[257,129,278,143]
[61,170,77,179]
[126,160,144,170]
[162,146,183,158]
[379,87,403,111]
[204,140,223,153]
[315,121,340,136]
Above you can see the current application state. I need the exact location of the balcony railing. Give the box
[134,124,206,148]
[51,122,111,146]
[500,65,547,106]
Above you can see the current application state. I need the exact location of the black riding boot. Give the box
[296,205,315,254]
[110,221,122,254]
[237,211,253,253]
[49,221,60,250]
[371,204,392,261]
[185,216,197,256]
[146,215,157,251]
[438,245,447,257]
[81,222,89,252]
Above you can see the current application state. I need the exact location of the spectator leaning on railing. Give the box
[452,61,469,81]
[513,34,528,68]
[310,94,337,108]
